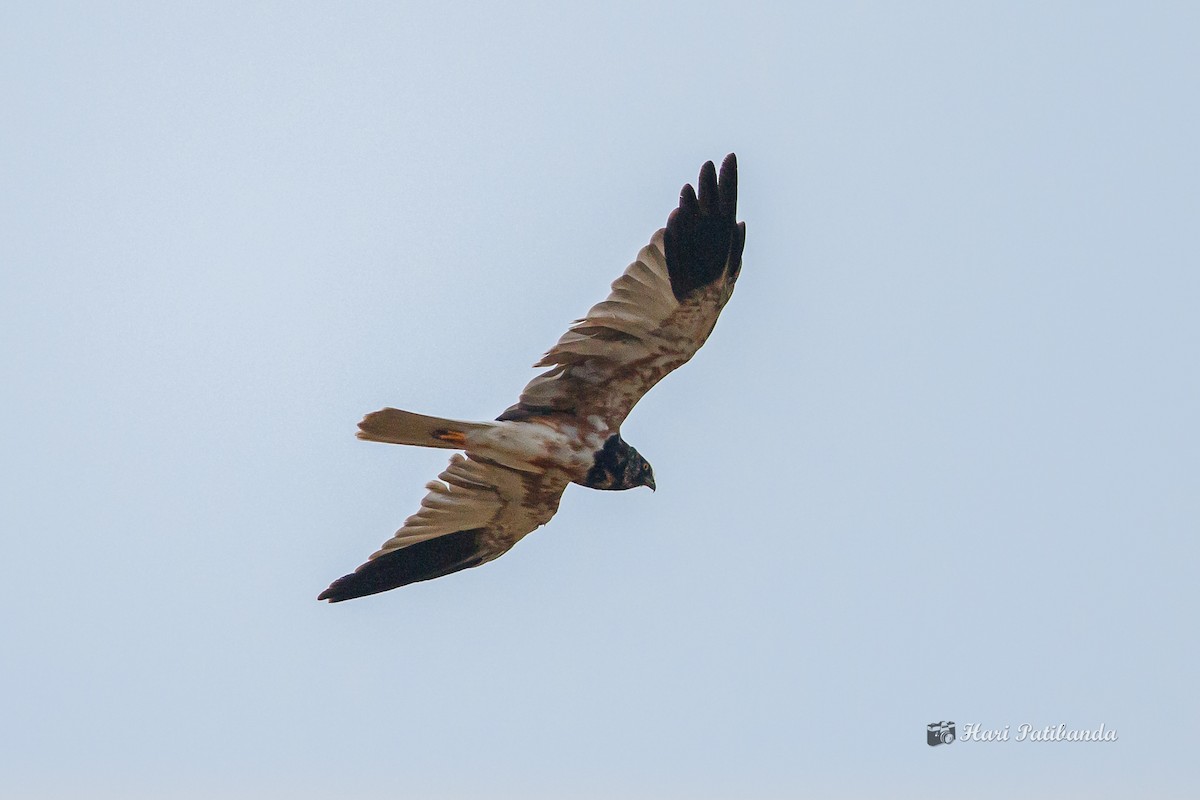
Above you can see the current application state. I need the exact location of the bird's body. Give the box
[320,154,746,602]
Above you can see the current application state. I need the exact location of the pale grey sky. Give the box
[3,3,1198,798]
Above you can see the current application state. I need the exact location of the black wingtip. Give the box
[697,160,719,214]
[663,154,743,301]
[318,528,489,602]
[679,182,699,214]
[729,220,746,281]
[718,153,738,219]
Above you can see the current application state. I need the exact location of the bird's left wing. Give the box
[499,153,745,428]
[318,454,569,602]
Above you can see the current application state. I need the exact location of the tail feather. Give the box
[356,407,493,448]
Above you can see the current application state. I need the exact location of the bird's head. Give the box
[624,447,656,492]
[585,435,656,492]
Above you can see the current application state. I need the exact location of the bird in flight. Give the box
[319,154,746,602]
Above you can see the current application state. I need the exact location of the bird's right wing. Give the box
[319,454,569,602]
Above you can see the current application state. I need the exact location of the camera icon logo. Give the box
[927,720,956,746]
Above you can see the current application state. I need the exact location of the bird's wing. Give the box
[499,153,746,428]
[318,454,569,602]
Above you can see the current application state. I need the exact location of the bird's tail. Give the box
[356,407,494,449]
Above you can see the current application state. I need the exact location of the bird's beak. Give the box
[646,475,656,492]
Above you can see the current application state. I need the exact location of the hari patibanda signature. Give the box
[958,722,1118,742]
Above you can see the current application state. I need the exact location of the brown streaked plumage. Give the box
[319,154,746,602]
